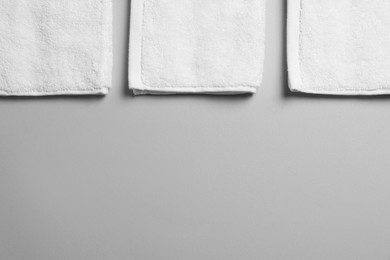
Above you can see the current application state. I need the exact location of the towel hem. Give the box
[287,0,303,93]
[291,88,390,96]
[132,86,257,95]
[0,87,109,97]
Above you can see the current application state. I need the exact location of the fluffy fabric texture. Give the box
[0,0,112,96]
[288,0,390,95]
[129,0,265,95]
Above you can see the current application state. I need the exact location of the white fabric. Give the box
[129,0,265,95]
[0,0,112,96]
[288,0,390,95]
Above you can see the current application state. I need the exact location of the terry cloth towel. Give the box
[0,0,112,96]
[288,0,390,95]
[129,0,265,95]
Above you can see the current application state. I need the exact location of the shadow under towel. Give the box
[129,0,265,95]
[288,0,390,95]
[0,0,112,96]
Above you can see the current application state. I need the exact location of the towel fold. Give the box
[0,0,112,96]
[129,0,265,95]
[288,0,390,95]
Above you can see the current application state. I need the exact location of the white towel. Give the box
[129,0,265,95]
[288,0,390,95]
[0,0,112,96]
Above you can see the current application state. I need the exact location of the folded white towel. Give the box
[288,0,390,95]
[129,0,265,95]
[0,0,112,96]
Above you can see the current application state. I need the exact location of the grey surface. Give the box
[1,1,390,259]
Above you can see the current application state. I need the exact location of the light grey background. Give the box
[1,1,390,259]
